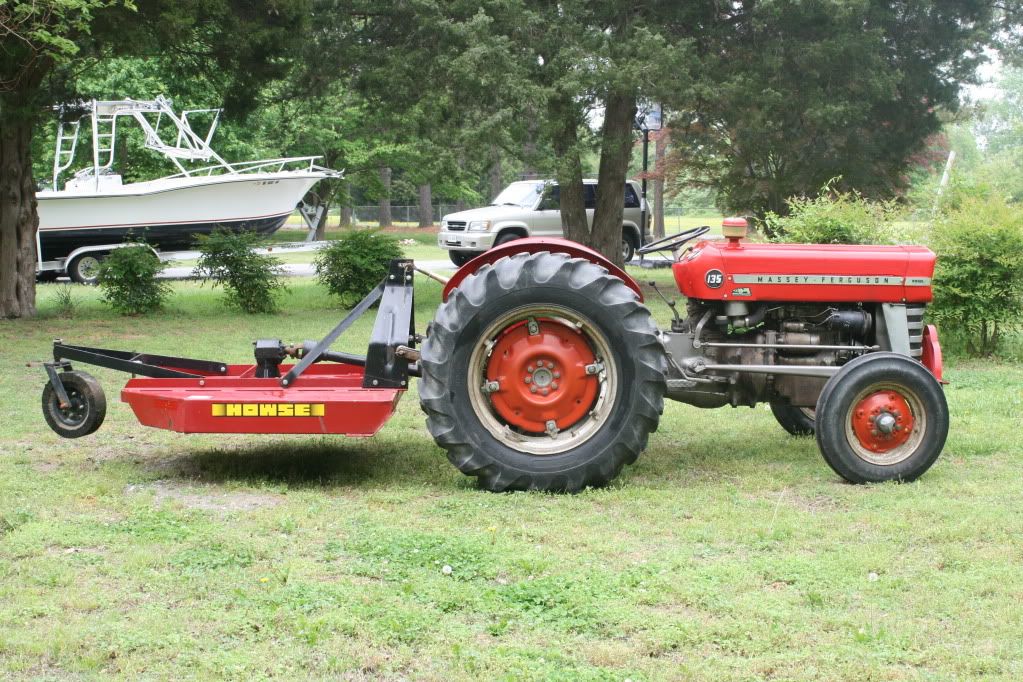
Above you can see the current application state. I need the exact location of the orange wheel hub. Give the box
[484,319,601,433]
[851,391,915,453]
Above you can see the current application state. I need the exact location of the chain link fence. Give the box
[287,204,718,229]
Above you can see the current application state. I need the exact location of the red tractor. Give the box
[40,218,948,492]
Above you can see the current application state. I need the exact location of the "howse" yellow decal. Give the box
[211,403,325,417]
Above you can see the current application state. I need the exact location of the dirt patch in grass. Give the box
[126,480,283,513]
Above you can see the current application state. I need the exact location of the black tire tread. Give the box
[41,370,107,438]
[815,352,948,483]
[769,401,816,436]
[419,252,665,492]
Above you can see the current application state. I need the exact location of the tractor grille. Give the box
[446,221,467,232]
[907,304,926,359]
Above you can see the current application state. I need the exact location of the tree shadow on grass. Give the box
[149,438,464,491]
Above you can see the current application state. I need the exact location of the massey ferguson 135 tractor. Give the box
[39,218,948,492]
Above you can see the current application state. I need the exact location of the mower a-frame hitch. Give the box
[41,259,420,438]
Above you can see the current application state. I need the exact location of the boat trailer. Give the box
[41,259,419,439]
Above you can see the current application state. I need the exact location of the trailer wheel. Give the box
[67,253,103,285]
[41,371,107,438]
[815,353,948,483]
[769,401,815,436]
[419,252,666,492]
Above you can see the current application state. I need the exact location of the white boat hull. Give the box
[37,172,323,260]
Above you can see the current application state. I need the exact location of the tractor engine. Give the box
[661,300,926,409]
[660,218,938,411]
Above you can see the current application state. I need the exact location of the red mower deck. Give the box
[121,363,404,436]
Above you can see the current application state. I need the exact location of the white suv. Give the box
[438,179,648,266]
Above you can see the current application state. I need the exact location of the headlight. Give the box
[468,220,491,232]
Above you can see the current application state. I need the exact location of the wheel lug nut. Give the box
[530,385,538,394]
[546,361,554,369]
[524,376,531,384]
[541,388,549,396]
[551,382,558,390]
[553,372,560,379]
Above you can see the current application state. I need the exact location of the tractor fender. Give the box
[441,238,643,302]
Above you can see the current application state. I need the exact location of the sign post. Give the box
[634,102,662,263]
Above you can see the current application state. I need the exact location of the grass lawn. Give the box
[1,273,1021,679]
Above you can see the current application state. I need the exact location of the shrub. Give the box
[929,196,1023,357]
[96,243,171,315]
[767,181,906,244]
[314,230,403,304]
[194,229,286,314]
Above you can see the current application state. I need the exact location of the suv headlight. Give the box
[468,220,491,232]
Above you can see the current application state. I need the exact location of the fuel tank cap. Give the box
[722,217,748,240]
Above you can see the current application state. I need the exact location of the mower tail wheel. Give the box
[419,252,666,492]
[815,352,948,483]
[41,370,107,438]
[769,401,815,436]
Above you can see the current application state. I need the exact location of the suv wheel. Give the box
[621,236,636,263]
[449,250,480,267]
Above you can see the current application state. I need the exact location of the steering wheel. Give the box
[637,225,712,255]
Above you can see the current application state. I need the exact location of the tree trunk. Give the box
[0,118,39,318]
[489,148,503,201]
[378,166,392,227]
[549,94,588,245]
[341,205,353,227]
[653,131,667,239]
[417,183,432,228]
[592,91,637,268]
[313,203,329,241]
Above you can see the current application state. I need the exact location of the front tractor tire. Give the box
[815,353,948,483]
[419,252,666,492]
[769,401,816,436]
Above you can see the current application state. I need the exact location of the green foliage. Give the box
[767,182,906,244]
[53,284,77,319]
[96,243,170,315]
[194,229,286,314]
[314,230,403,304]
[673,1,1003,220]
[929,197,1023,357]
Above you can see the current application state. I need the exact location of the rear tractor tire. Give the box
[41,370,107,438]
[419,252,666,492]
[815,353,948,483]
[770,401,816,436]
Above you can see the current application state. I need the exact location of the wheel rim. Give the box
[621,239,631,260]
[52,387,89,428]
[845,383,924,465]
[467,304,618,456]
[799,407,816,421]
[76,256,101,282]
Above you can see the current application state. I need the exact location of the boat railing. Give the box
[159,156,341,180]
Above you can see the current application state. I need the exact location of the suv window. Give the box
[538,185,560,211]
[624,184,641,209]
[538,182,639,210]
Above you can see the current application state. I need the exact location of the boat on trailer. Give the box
[36,96,338,282]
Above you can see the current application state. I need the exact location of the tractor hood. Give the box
[673,239,936,304]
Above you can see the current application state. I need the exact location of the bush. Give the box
[314,230,403,304]
[194,229,287,313]
[929,196,1023,357]
[767,181,907,244]
[96,243,171,315]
